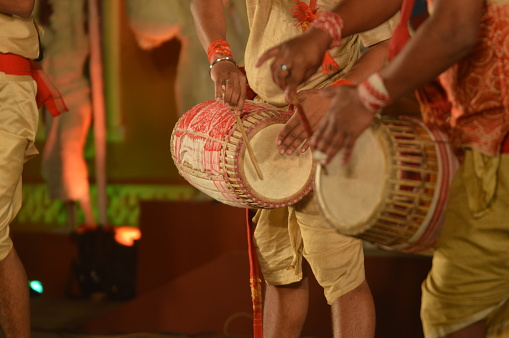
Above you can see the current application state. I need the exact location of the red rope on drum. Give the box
[246,209,263,338]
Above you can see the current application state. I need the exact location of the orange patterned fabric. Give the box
[330,78,354,87]
[439,1,509,156]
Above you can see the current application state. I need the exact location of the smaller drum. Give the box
[171,100,315,209]
[315,117,458,254]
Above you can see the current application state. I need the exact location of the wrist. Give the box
[309,11,344,49]
[306,27,333,53]
[209,56,237,75]
[207,39,233,63]
[209,53,233,64]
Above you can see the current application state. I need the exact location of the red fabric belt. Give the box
[0,53,67,117]
[0,53,32,75]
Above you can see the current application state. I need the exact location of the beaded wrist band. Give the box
[357,72,392,112]
[309,11,344,49]
[207,39,234,63]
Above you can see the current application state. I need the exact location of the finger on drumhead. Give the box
[277,145,292,155]
[256,46,279,68]
[300,139,311,153]
[341,141,355,165]
[277,117,298,145]
[284,133,308,155]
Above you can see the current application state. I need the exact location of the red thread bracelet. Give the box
[309,11,344,49]
[207,39,234,63]
[357,73,392,112]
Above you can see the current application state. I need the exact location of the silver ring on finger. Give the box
[280,64,291,77]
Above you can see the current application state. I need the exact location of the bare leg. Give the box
[0,247,30,338]
[331,279,375,338]
[446,320,486,338]
[263,276,309,338]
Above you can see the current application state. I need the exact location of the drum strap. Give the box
[246,209,263,338]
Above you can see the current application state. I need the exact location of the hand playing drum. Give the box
[276,88,335,156]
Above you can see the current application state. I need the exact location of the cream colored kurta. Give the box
[0,13,40,59]
[244,0,396,107]
[0,13,40,260]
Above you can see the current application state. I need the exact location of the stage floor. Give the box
[15,201,431,338]
[30,295,236,337]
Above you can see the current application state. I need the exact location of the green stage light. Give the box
[29,280,43,294]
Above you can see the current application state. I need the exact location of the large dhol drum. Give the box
[171,100,315,209]
[315,117,458,254]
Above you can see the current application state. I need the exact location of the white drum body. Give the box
[171,100,315,208]
[316,117,458,254]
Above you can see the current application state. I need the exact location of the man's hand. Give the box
[256,29,331,103]
[311,85,376,165]
[210,59,247,114]
[277,88,333,155]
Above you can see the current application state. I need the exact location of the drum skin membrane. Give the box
[242,124,313,201]
[316,128,388,234]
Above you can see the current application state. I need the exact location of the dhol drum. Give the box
[171,100,315,209]
[315,116,458,254]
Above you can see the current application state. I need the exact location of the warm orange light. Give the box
[113,226,142,247]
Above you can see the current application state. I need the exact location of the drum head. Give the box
[241,123,314,205]
[316,127,389,235]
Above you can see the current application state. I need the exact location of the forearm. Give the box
[379,0,482,100]
[0,0,34,17]
[342,39,390,84]
[190,0,228,61]
[334,0,402,37]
